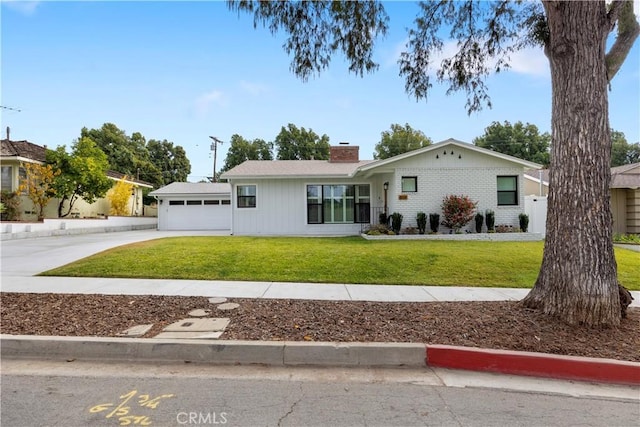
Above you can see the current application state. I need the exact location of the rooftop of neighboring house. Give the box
[610,162,640,188]
[525,163,640,189]
[0,139,47,162]
[106,171,155,188]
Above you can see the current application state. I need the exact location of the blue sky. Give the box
[2,1,639,182]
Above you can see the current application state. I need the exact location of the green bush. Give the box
[429,213,440,233]
[416,212,427,234]
[390,212,403,234]
[519,213,529,233]
[365,224,392,235]
[475,212,484,233]
[378,212,388,226]
[613,233,640,244]
[485,209,495,232]
[0,191,21,221]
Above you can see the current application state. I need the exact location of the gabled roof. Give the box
[149,182,231,196]
[524,169,550,186]
[611,162,640,189]
[222,138,541,180]
[359,138,543,172]
[0,139,47,162]
[106,171,155,188]
[222,160,375,179]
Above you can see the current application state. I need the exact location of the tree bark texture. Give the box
[523,1,621,326]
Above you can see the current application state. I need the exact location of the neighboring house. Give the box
[149,182,231,231]
[524,163,640,234]
[221,139,541,236]
[0,138,154,220]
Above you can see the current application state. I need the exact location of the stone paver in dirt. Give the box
[209,297,228,304]
[117,324,154,338]
[153,331,225,339]
[217,303,240,311]
[163,318,230,332]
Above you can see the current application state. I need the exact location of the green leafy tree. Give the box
[275,124,330,160]
[611,130,640,166]
[147,139,191,185]
[374,123,432,160]
[228,0,640,326]
[81,123,191,187]
[473,121,551,166]
[220,134,273,173]
[47,137,113,218]
[81,123,142,176]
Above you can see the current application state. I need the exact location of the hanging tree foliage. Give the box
[227,0,639,326]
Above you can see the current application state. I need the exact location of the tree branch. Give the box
[605,0,640,81]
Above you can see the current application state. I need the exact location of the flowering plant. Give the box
[441,194,478,232]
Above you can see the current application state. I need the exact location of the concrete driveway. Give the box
[1,230,228,277]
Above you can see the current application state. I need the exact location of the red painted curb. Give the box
[426,345,640,386]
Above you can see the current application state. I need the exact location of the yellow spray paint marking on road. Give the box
[89,390,175,425]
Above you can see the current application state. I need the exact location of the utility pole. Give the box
[209,136,224,183]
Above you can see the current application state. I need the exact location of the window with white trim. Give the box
[1,166,12,192]
[237,185,256,208]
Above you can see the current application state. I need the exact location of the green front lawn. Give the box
[40,237,640,289]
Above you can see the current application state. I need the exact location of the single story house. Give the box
[524,163,640,234]
[221,138,541,236]
[149,182,232,231]
[1,138,154,220]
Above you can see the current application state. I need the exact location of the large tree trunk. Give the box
[522,1,621,326]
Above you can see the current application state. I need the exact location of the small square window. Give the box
[237,185,256,208]
[401,176,417,192]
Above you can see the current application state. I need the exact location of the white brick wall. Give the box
[387,148,527,233]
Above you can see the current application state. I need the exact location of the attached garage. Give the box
[149,182,231,231]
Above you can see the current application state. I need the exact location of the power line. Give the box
[0,106,22,112]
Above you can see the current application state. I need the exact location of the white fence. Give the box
[1,216,157,240]
[525,195,548,236]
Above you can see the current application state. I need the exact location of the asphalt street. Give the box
[2,359,638,427]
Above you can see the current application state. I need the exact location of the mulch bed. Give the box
[1,292,638,362]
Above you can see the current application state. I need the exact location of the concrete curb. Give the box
[2,335,639,386]
[426,345,640,386]
[0,335,427,368]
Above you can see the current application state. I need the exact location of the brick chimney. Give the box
[329,142,359,163]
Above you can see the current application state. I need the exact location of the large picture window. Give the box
[307,184,370,224]
[237,185,256,208]
[497,176,518,206]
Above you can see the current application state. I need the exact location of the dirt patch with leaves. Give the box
[1,292,638,362]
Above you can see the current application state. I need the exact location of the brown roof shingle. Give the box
[0,139,47,162]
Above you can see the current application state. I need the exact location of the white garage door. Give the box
[164,198,231,230]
